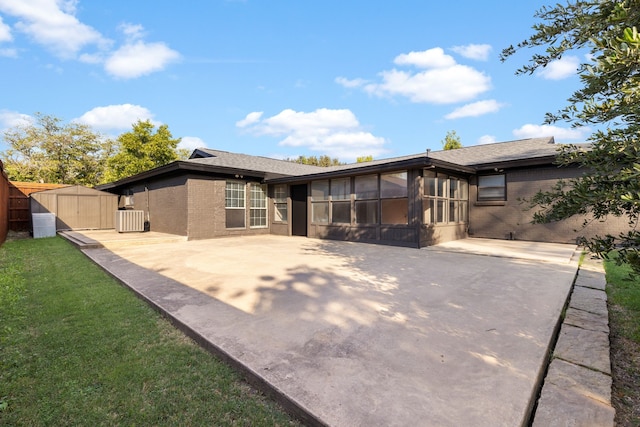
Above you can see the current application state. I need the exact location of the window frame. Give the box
[311,180,330,224]
[330,178,351,224]
[354,175,379,224]
[273,184,288,223]
[477,174,506,201]
[225,180,246,229]
[249,183,268,228]
[423,170,469,225]
[380,171,408,225]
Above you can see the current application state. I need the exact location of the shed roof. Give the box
[30,185,115,197]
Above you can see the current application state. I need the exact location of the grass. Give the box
[604,253,640,426]
[0,237,299,426]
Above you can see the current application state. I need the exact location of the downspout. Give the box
[145,185,151,231]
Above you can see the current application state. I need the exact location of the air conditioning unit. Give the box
[115,210,145,233]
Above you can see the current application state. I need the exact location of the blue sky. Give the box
[0,0,590,162]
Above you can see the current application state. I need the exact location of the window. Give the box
[423,171,468,225]
[478,174,506,201]
[250,184,267,228]
[381,171,408,224]
[225,181,245,228]
[355,175,378,224]
[311,180,329,223]
[331,178,351,223]
[273,185,288,222]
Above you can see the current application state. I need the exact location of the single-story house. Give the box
[96,137,629,248]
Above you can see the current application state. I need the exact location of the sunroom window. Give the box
[423,171,468,225]
[355,175,378,224]
[380,171,408,224]
[311,180,329,223]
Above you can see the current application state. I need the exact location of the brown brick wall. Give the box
[469,166,632,243]
[186,176,220,239]
[187,177,270,240]
[125,175,189,236]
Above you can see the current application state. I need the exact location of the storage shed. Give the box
[30,185,118,231]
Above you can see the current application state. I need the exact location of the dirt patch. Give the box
[6,231,31,241]
[609,306,640,426]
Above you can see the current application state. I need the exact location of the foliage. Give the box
[441,130,462,150]
[0,237,298,426]
[287,154,344,166]
[502,1,640,273]
[104,120,182,183]
[0,113,113,185]
[356,155,374,163]
[604,252,640,424]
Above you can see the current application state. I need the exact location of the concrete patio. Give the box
[70,232,585,426]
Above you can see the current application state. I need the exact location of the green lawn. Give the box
[604,253,640,425]
[0,237,299,426]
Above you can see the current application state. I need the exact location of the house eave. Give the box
[95,161,269,192]
[472,155,559,172]
[265,157,476,184]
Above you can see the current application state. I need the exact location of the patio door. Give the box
[290,184,307,236]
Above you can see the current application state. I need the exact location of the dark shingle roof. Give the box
[428,136,559,166]
[278,136,562,177]
[96,137,580,190]
[188,148,326,177]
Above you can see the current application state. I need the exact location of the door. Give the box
[290,184,307,236]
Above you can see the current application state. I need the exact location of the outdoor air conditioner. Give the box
[115,210,145,233]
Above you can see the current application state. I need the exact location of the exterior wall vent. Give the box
[115,210,145,233]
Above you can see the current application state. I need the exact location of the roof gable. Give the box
[188,148,327,177]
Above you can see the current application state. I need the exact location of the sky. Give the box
[0,0,592,162]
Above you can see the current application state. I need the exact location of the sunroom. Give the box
[265,159,474,248]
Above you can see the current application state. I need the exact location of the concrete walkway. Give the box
[532,255,615,426]
[70,233,585,426]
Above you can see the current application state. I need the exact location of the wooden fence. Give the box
[0,161,8,245]
[9,181,68,231]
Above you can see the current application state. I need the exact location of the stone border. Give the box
[532,256,615,426]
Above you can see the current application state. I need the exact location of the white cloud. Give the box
[179,136,205,151]
[450,44,492,61]
[104,40,180,79]
[537,56,579,80]
[236,111,263,128]
[0,3,179,79]
[335,76,367,88]
[394,48,456,68]
[512,123,589,140]
[343,47,491,104]
[0,15,12,42]
[237,108,387,160]
[0,0,109,58]
[0,109,32,130]
[445,99,504,119]
[365,65,490,104]
[75,104,157,131]
[477,135,497,145]
[119,22,144,41]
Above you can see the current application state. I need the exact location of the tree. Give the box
[356,155,374,163]
[441,130,462,150]
[0,113,112,185]
[287,155,344,167]
[501,1,640,272]
[104,120,182,182]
